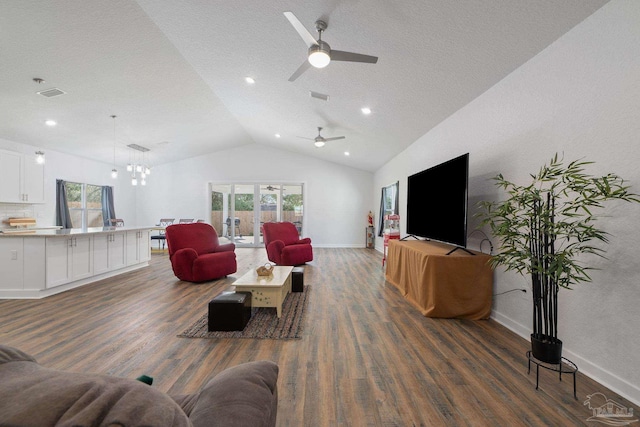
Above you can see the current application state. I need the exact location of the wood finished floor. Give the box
[0,248,634,426]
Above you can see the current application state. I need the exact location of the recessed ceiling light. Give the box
[275,133,281,138]
[245,77,255,84]
[344,151,350,156]
[361,107,372,115]
[45,120,57,126]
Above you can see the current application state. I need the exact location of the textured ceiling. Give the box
[0,0,608,172]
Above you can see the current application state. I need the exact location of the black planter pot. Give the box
[530,334,563,364]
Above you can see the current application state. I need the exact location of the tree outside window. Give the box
[66,182,103,228]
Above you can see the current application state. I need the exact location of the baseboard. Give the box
[312,244,368,248]
[491,310,640,406]
[0,263,149,300]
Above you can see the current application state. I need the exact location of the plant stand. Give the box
[526,351,578,399]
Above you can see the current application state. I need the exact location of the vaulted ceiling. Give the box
[0,0,608,172]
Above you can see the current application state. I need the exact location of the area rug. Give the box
[178,286,310,340]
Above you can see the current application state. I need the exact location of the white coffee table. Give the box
[233,266,293,318]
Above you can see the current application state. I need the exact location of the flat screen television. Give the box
[406,153,469,248]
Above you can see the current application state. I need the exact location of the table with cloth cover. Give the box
[384,240,493,319]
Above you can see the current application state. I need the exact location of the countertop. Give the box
[0,226,154,237]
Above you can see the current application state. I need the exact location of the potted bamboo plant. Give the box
[477,154,639,363]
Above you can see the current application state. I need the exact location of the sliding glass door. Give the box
[210,183,304,247]
[211,184,232,244]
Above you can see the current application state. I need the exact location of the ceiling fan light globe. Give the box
[314,140,325,148]
[308,42,331,68]
[308,51,330,68]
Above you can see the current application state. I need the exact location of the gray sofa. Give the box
[0,344,278,426]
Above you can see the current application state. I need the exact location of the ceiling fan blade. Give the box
[288,60,312,82]
[323,136,346,141]
[284,12,318,48]
[331,50,378,64]
[296,136,315,140]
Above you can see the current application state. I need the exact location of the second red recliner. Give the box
[262,222,313,266]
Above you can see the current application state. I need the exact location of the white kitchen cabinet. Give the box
[22,157,45,203]
[109,232,127,270]
[139,229,151,263]
[0,150,22,203]
[0,149,45,203]
[94,232,126,274]
[46,236,92,288]
[93,234,109,275]
[0,238,45,292]
[0,238,23,290]
[126,230,151,266]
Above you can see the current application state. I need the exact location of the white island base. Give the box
[0,226,152,299]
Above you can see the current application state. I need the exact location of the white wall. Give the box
[0,139,373,247]
[0,138,137,227]
[373,0,640,404]
[135,143,373,247]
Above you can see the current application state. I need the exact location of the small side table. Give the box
[526,351,578,399]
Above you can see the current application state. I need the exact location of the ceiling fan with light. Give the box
[284,11,378,82]
[299,127,345,148]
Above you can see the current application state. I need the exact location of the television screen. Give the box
[406,153,469,247]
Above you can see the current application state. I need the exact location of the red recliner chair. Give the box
[165,223,237,282]
[262,222,313,266]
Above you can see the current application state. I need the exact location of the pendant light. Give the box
[131,150,138,185]
[126,144,133,172]
[110,115,118,179]
[35,151,45,164]
[125,143,152,186]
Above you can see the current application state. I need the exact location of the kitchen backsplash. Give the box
[0,204,35,227]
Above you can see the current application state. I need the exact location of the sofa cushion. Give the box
[0,344,36,364]
[0,345,192,427]
[186,360,279,427]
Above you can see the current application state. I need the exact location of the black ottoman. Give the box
[208,291,252,331]
[292,267,304,292]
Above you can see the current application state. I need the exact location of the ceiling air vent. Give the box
[36,88,66,98]
[310,91,329,101]
[127,143,150,152]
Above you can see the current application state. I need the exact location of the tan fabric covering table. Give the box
[384,240,493,319]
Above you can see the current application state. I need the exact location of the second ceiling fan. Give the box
[300,127,345,148]
[284,11,378,82]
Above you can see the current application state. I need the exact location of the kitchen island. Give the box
[0,226,152,299]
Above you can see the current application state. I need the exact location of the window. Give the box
[378,181,399,236]
[66,182,104,228]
